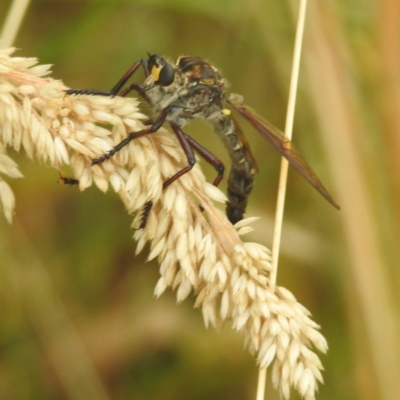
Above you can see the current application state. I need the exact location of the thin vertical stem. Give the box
[269,0,308,288]
[1,0,31,48]
[256,1,308,399]
[256,367,267,400]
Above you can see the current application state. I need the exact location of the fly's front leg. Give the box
[92,111,167,164]
[119,83,155,106]
[65,59,148,97]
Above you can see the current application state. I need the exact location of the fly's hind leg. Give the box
[163,122,225,189]
[137,122,226,229]
[136,122,226,229]
[135,122,198,230]
[180,133,225,187]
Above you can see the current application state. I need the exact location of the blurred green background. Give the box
[1,1,399,399]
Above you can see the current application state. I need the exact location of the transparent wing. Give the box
[231,115,259,174]
[226,94,340,210]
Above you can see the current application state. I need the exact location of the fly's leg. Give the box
[137,200,153,230]
[162,123,226,189]
[180,133,225,187]
[65,59,149,97]
[137,123,226,229]
[65,60,156,162]
[135,122,196,230]
[178,133,225,214]
[136,123,193,229]
[158,119,252,226]
[58,172,79,185]
[118,83,155,105]
[92,111,167,164]
[160,122,197,189]
[163,124,225,219]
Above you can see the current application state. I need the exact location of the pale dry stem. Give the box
[0,48,327,399]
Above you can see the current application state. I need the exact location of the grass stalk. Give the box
[1,0,30,48]
[256,1,308,399]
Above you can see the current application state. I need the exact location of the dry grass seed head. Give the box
[0,48,328,400]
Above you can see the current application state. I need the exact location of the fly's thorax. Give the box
[163,100,224,127]
[176,55,224,87]
[150,89,225,128]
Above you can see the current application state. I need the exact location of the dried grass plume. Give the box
[0,48,327,400]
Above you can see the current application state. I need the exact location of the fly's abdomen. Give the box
[213,116,257,224]
[226,164,256,224]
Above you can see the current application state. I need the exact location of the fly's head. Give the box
[147,54,175,87]
[145,54,225,95]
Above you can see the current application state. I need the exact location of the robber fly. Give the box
[66,54,339,224]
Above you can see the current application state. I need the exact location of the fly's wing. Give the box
[226,94,340,210]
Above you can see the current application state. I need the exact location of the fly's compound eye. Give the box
[148,54,175,86]
[158,62,174,86]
